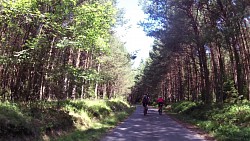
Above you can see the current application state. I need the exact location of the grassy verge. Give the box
[55,110,134,141]
[165,101,250,141]
[55,99,135,141]
[0,99,135,141]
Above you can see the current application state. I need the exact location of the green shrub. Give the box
[223,79,238,103]
[106,100,128,112]
[215,124,240,141]
[170,101,250,141]
[171,101,197,114]
[0,102,35,137]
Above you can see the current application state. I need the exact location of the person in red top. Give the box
[156,96,164,111]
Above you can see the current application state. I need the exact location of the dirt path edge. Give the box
[166,113,216,141]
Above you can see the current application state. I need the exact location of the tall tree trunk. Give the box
[240,21,250,99]
[232,38,244,96]
[102,83,107,99]
[217,40,225,103]
[72,49,81,99]
[210,43,219,102]
[95,63,101,99]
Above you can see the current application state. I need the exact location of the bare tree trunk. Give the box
[81,82,84,99]
[217,40,225,103]
[240,21,250,99]
[95,63,101,99]
[103,83,107,99]
[39,77,45,100]
[72,49,81,99]
[232,38,244,97]
[210,43,219,102]
[190,49,199,102]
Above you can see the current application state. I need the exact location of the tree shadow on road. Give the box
[101,105,208,141]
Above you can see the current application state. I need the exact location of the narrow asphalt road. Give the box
[101,105,208,141]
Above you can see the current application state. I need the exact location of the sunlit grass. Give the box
[168,101,250,141]
[56,111,130,141]
[55,99,135,141]
[0,99,134,141]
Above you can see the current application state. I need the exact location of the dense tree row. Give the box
[0,0,134,102]
[133,0,250,104]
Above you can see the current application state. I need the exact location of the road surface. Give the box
[101,105,208,141]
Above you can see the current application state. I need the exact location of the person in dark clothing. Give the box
[142,95,149,107]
